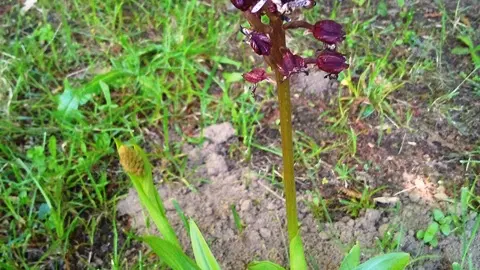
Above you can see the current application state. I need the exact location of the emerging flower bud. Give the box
[316,50,349,75]
[250,32,272,56]
[230,0,255,11]
[118,145,145,176]
[312,20,346,45]
[243,68,268,83]
[278,49,307,77]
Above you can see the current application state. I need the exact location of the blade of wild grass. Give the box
[231,204,245,234]
[173,199,190,234]
[189,219,221,270]
[143,235,200,270]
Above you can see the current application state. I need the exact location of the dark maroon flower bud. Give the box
[250,32,272,56]
[316,50,349,75]
[312,20,346,45]
[278,49,307,77]
[231,0,254,11]
[243,68,268,83]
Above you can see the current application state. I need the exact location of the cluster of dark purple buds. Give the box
[231,0,349,92]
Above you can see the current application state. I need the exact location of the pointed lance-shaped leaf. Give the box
[316,50,349,74]
[312,20,346,45]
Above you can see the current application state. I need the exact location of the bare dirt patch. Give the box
[118,121,479,269]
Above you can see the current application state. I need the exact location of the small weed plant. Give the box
[416,209,453,248]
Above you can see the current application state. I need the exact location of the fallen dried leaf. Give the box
[374,196,400,204]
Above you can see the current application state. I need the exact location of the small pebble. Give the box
[409,192,421,203]
[259,228,272,238]
[267,202,277,210]
[241,200,252,212]
[318,231,330,240]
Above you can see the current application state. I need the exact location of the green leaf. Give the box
[57,80,91,118]
[173,200,190,234]
[461,187,469,218]
[189,220,221,270]
[458,35,474,48]
[451,47,470,55]
[377,1,388,17]
[423,222,439,243]
[248,261,286,270]
[440,223,451,236]
[211,56,241,69]
[430,237,438,247]
[99,81,112,107]
[231,204,244,234]
[355,252,410,270]
[353,0,367,6]
[452,262,461,270]
[416,230,425,240]
[442,216,452,225]
[38,203,51,220]
[433,209,445,222]
[223,72,244,84]
[57,70,131,118]
[396,0,405,7]
[340,243,361,270]
[289,232,308,270]
[143,235,200,270]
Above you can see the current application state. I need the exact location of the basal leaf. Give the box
[289,231,307,270]
[143,235,200,270]
[340,243,361,270]
[190,220,221,270]
[355,252,409,270]
[248,261,286,270]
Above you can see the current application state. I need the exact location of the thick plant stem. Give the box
[267,9,300,247]
[275,74,299,241]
